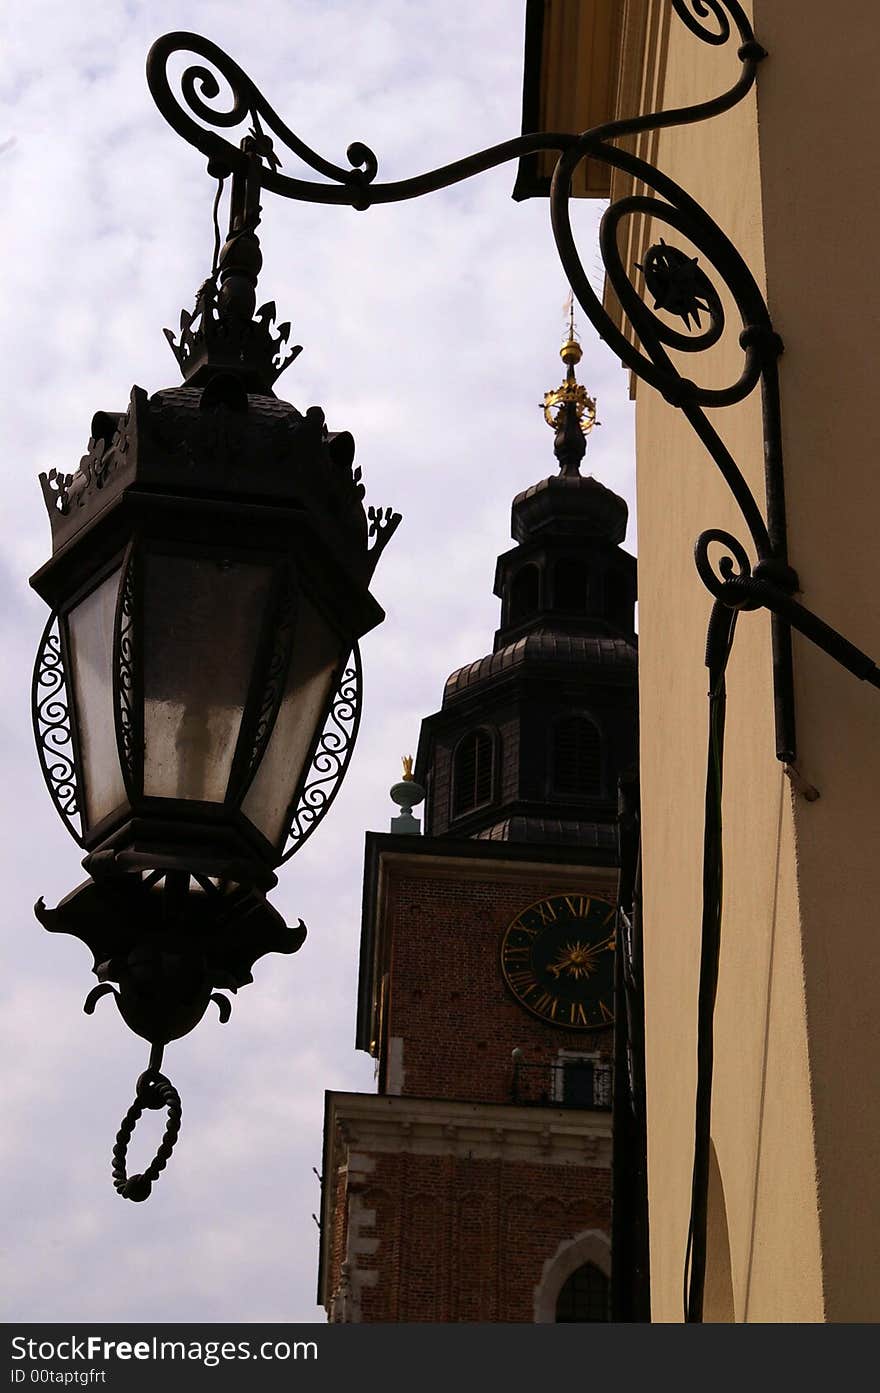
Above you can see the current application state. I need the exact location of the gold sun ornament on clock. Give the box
[548,940,602,982]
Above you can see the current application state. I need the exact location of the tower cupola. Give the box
[495,314,635,648]
[415,314,638,845]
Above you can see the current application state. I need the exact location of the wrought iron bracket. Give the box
[146,3,880,766]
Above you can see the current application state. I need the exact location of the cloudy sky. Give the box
[1,0,635,1322]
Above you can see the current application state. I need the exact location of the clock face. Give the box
[500,892,616,1029]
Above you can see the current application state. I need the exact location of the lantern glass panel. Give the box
[67,566,127,827]
[242,594,343,846]
[142,552,274,803]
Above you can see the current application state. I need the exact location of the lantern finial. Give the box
[164,129,303,394]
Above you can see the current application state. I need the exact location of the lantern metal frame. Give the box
[31,469,379,859]
[33,553,364,870]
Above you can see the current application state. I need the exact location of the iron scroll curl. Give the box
[544,0,798,759]
[32,612,83,846]
[281,645,363,863]
[146,30,379,202]
[146,31,578,210]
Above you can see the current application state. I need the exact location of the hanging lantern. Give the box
[30,131,399,1198]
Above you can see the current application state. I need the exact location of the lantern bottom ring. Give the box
[112,1066,182,1202]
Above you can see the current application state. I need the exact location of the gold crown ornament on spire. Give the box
[542,294,599,438]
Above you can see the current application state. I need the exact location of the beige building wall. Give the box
[619,0,880,1321]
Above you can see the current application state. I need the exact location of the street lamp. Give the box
[30,116,399,1200]
[27,2,880,1266]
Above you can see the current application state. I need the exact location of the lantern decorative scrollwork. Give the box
[283,647,362,862]
[32,613,82,846]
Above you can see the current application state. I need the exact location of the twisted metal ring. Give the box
[111,1071,182,1202]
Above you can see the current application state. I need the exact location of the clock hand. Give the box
[592,931,616,953]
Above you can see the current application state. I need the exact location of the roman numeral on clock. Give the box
[503,945,531,963]
[533,991,559,1019]
[509,918,538,939]
[534,900,558,926]
[563,894,590,918]
[508,969,538,994]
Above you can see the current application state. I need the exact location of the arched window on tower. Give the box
[451,729,494,818]
[552,715,602,798]
[509,564,540,623]
[553,557,589,611]
[555,1262,609,1322]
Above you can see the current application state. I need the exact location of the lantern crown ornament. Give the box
[163,125,303,394]
[30,120,399,1201]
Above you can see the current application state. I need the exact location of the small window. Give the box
[452,729,494,817]
[552,715,601,797]
[509,565,539,622]
[553,557,588,611]
[553,1052,612,1109]
[555,1263,609,1322]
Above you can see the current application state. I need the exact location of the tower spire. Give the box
[542,295,598,477]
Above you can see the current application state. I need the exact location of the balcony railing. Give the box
[511,1058,612,1111]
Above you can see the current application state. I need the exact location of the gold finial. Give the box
[560,291,583,366]
[401,754,414,781]
[542,292,598,436]
[560,337,583,367]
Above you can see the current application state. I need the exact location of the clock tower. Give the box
[317,327,639,1322]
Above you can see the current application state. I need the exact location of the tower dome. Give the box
[415,319,638,845]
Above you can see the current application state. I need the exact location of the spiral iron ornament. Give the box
[281,646,363,863]
[32,613,82,846]
[146,32,577,211]
[694,530,759,609]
